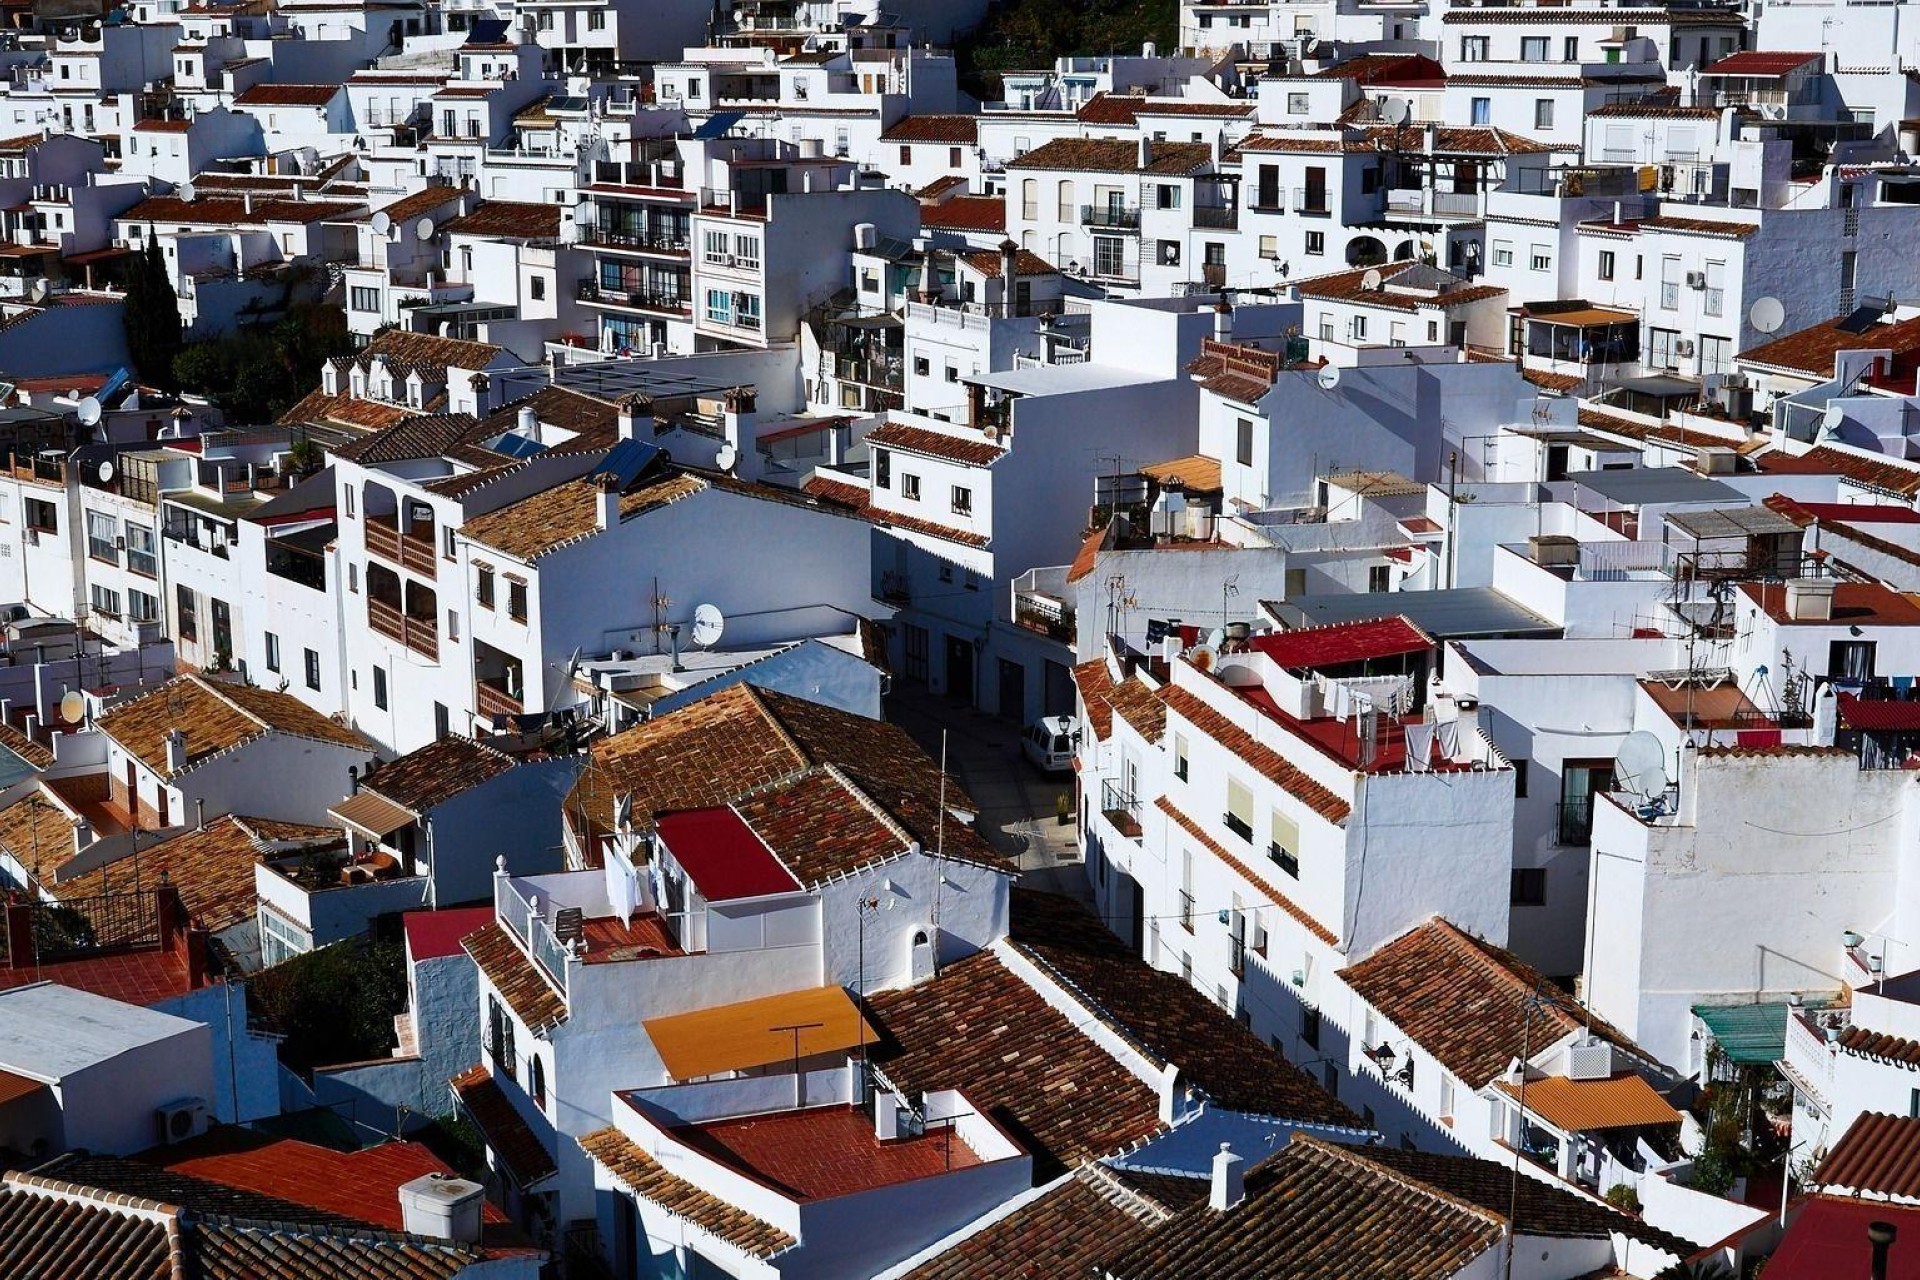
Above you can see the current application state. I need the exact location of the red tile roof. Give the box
[901,1163,1175,1280]
[1753,445,1920,497]
[1158,686,1352,823]
[1699,50,1822,78]
[1740,314,1920,378]
[656,805,802,901]
[579,1125,795,1258]
[867,421,1006,465]
[440,200,561,240]
[1636,214,1759,237]
[1816,1112,1920,1197]
[232,83,341,106]
[462,923,567,1033]
[1250,616,1432,669]
[1740,579,1920,625]
[1007,138,1213,176]
[1765,1195,1920,1280]
[450,1064,556,1188]
[881,114,978,144]
[119,195,364,225]
[919,195,1005,233]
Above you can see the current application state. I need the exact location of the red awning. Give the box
[1250,616,1433,669]
[656,807,800,902]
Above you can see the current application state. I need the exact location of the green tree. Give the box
[122,231,182,393]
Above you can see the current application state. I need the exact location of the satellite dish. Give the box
[1206,627,1227,650]
[178,180,195,203]
[77,397,101,426]
[1820,402,1846,435]
[96,459,114,484]
[1749,296,1785,334]
[714,442,738,472]
[1317,364,1342,391]
[1614,731,1669,800]
[1189,643,1219,673]
[689,603,726,648]
[370,209,392,236]
[414,216,435,241]
[1382,97,1410,126]
[1361,268,1383,291]
[58,690,84,725]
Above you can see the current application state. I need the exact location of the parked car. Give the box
[1022,716,1076,773]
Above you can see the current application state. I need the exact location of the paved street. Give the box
[885,683,1090,902]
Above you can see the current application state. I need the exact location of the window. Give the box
[304,648,321,691]
[1092,236,1126,279]
[24,497,56,533]
[1660,255,1681,309]
[1305,231,1324,256]
[944,365,959,383]
[1270,809,1299,878]
[372,665,388,710]
[1704,259,1725,316]
[1521,36,1548,60]
[735,293,762,330]
[1597,250,1615,281]
[1158,240,1180,267]
[1369,564,1391,593]
[1460,35,1489,61]
[912,356,929,377]
[899,144,912,165]
[434,702,450,740]
[476,565,495,609]
[1510,868,1548,905]
[487,996,516,1080]
[949,146,961,168]
[733,234,760,269]
[1492,240,1513,267]
[349,286,379,312]
[1180,849,1195,930]
[86,510,118,563]
[1225,777,1253,841]
[1470,97,1490,126]
[507,580,528,622]
[265,633,281,673]
[874,449,890,489]
[703,229,729,265]
[1300,1005,1321,1049]
[950,485,971,515]
[1173,733,1189,782]
[1258,234,1278,259]
[531,1053,546,1110]
[1529,244,1551,272]
[1534,99,1554,130]
[128,590,158,623]
[704,288,732,325]
[1440,1076,1457,1121]
[587,7,604,28]
[126,524,156,576]
[1830,639,1877,681]
[1286,91,1309,113]
[529,276,545,302]
[1235,418,1253,467]
[88,584,121,619]
[1512,759,1529,799]
[1350,315,1368,341]
[1020,178,1038,220]
[901,473,921,501]
[176,585,196,641]
[1155,183,1181,210]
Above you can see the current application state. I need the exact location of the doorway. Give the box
[944,636,975,705]
[997,658,1025,722]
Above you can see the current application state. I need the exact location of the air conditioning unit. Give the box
[155,1097,210,1145]
[1565,1036,1614,1081]
[1675,338,1697,357]
[1685,271,1706,289]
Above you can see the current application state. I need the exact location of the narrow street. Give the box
[885,683,1090,902]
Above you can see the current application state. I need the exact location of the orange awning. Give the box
[643,986,877,1081]
[328,791,414,838]
[1495,1072,1681,1132]
[1527,307,1637,329]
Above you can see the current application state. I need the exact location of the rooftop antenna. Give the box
[1221,574,1239,628]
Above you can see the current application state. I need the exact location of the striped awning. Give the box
[328,791,414,838]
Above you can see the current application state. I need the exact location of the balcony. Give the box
[1193,205,1239,230]
[363,517,437,578]
[1556,797,1593,845]
[578,226,690,255]
[1080,204,1141,230]
[1101,778,1142,840]
[1781,1008,1843,1114]
[1014,569,1075,643]
[368,598,439,660]
[476,677,523,720]
[1293,188,1330,216]
[834,353,904,391]
[576,280,692,317]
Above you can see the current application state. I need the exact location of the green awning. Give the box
[1693,1001,1803,1065]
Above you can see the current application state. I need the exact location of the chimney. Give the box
[617,393,653,441]
[722,386,757,477]
[1209,1143,1245,1212]
[517,403,538,440]
[1872,1221,1897,1280]
[595,474,620,531]
[242,190,253,217]
[398,1174,486,1245]
[165,727,188,773]
[1214,295,1233,343]
[195,797,205,830]
[22,713,35,741]
[1785,576,1836,621]
[998,238,1018,310]
[1451,697,1480,762]
[73,817,91,854]
[1137,134,1152,168]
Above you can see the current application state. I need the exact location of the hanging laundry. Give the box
[1404,721,1436,771]
[604,849,637,927]
[1435,719,1460,759]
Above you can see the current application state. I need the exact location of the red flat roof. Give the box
[1767,1197,1920,1280]
[1699,50,1821,78]
[1839,694,1920,733]
[657,806,801,902]
[1795,502,1920,526]
[404,905,496,961]
[1250,616,1433,669]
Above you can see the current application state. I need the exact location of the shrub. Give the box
[248,936,408,1076]
[1604,1183,1641,1214]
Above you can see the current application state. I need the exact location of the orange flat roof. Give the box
[643,985,877,1081]
[1495,1072,1681,1132]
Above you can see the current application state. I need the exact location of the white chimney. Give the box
[1137,135,1152,169]
[164,727,188,773]
[516,404,538,440]
[617,394,652,441]
[595,475,620,531]
[1786,577,1836,621]
[242,190,253,217]
[397,1173,485,1245]
[73,818,91,853]
[1209,1143,1245,1212]
[1214,298,1233,343]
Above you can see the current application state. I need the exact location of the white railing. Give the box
[1578,540,1668,580]
[1782,1010,1837,1107]
[494,874,569,999]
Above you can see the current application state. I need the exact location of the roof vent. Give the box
[397,1172,485,1244]
[1785,576,1836,622]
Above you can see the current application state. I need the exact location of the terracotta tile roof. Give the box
[96,674,369,779]
[961,247,1055,279]
[1754,445,1920,498]
[1491,1071,1681,1131]
[1338,918,1642,1087]
[1740,314,1920,379]
[0,1171,175,1280]
[881,114,978,144]
[1076,91,1150,125]
[1103,1136,1504,1279]
[1290,261,1504,311]
[461,471,704,560]
[1156,797,1336,947]
[1010,889,1359,1124]
[119,195,364,225]
[1588,102,1722,118]
[1816,1112,1920,1195]
[232,82,341,106]
[1308,52,1445,84]
[799,474,990,547]
[579,1125,795,1258]
[1187,337,1284,401]
[921,197,1013,235]
[1065,521,1112,584]
[901,1162,1175,1280]
[373,186,468,224]
[1007,138,1214,176]
[1440,4,1739,20]
[1229,133,1346,156]
[867,421,1007,465]
[357,328,506,376]
[0,789,77,881]
[1637,214,1758,237]
[440,200,562,240]
[462,924,567,1033]
[1141,454,1222,491]
[915,174,969,200]
[1700,49,1821,77]
[1071,659,1164,741]
[1739,579,1920,625]
[1357,124,1552,155]
[866,948,1165,1179]
[448,1064,556,1189]
[1837,1024,1920,1065]
[0,719,52,768]
[1159,686,1352,823]
[276,388,418,433]
[52,815,335,935]
[1134,100,1257,119]
[329,412,482,464]
[362,735,515,812]
[480,385,619,443]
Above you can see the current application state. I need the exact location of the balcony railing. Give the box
[1014,593,1075,642]
[1081,204,1141,230]
[1783,1009,1840,1110]
[364,518,437,578]
[495,876,569,1000]
[368,598,438,660]
[576,280,692,316]
[1293,188,1330,215]
[1193,205,1238,230]
[1101,778,1142,840]
[578,226,690,254]
[476,677,523,720]
[1556,797,1594,845]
